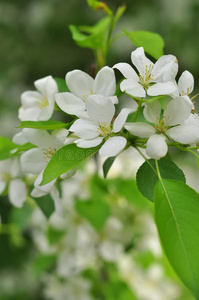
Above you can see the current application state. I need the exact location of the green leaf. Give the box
[123,29,164,59]
[103,156,116,178]
[33,254,56,277]
[41,143,100,185]
[47,226,65,245]
[69,16,111,51]
[54,77,69,93]
[75,198,110,232]
[87,0,113,15]
[18,120,71,130]
[154,179,199,298]
[32,194,55,218]
[136,158,186,202]
[0,136,18,160]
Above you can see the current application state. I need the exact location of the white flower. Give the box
[0,158,26,207]
[114,47,178,98]
[70,95,135,157]
[19,76,58,121]
[55,66,118,118]
[125,96,198,159]
[20,128,74,215]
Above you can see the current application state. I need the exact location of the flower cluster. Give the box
[1,46,199,211]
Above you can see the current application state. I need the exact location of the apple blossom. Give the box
[113,47,178,98]
[19,75,58,121]
[55,66,118,118]
[69,95,135,157]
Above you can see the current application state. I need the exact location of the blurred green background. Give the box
[1,0,199,137]
[0,1,199,299]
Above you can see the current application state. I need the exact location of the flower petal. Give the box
[94,66,116,96]
[131,47,154,75]
[18,106,41,121]
[164,96,192,126]
[86,95,115,125]
[66,70,94,99]
[147,82,177,96]
[99,136,127,157]
[120,79,146,97]
[33,170,56,193]
[50,186,64,217]
[113,62,139,80]
[143,101,161,123]
[178,70,194,96]
[20,148,46,174]
[152,54,178,82]
[112,108,135,133]
[9,179,26,207]
[75,137,103,148]
[0,180,6,194]
[21,91,41,108]
[125,122,156,138]
[12,131,27,145]
[70,119,98,139]
[167,124,199,144]
[34,76,58,95]
[23,128,53,148]
[146,134,168,159]
[55,92,86,117]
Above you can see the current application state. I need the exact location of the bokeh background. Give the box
[0,0,199,299]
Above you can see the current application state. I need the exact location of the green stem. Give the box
[130,101,142,122]
[135,146,157,174]
[155,160,163,184]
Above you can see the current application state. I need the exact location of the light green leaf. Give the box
[123,29,164,59]
[154,179,199,298]
[54,77,69,93]
[33,254,56,277]
[41,143,100,185]
[33,194,55,219]
[75,198,110,232]
[103,156,116,178]
[69,16,111,51]
[136,158,186,202]
[0,136,18,161]
[18,120,71,130]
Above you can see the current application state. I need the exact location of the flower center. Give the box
[97,122,112,137]
[181,86,192,96]
[36,94,49,109]
[154,117,168,133]
[42,147,56,163]
[82,88,96,102]
[139,64,154,88]
[2,172,11,182]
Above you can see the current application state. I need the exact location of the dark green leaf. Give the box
[0,136,18,160]
[154,179,199,297]
[18,120,70,130]
[75,198,110,231]
[123,29,164,59]
[103,156,116,178]
[136,158,186,202]
[41,143,100,185]
[32,194,55,218]
[54,77,69,93]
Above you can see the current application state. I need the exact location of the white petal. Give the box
[60,167,77,179]
[37,103,54,121]
[184,113,199,126]
[33,171,56,193]
[167,124,199,144]
[125,122,156,138]
[112,108,134,133]
[66,70,94,99]
[131,47,154,75]
[164,96,192,126]
[55,92,86,117]
[120,79,146,97]
[99,136,127,157]
[0,180,6,194]
[178,70,194,96]
[108,96,118,104]
[23,128,52,148]
[9,179,26,207]
[113,62,139,80]
[143,101,161,123]
[70,119,98,139]
[20,91,41,107]
[20,148,45,174]
[50,186,63,217]
[31,188,46,198]
[12,132,27,145]
[94,66,116,96]
[52,128,69,144]
[10,157,21,178]
[147,82,177,96]
[146,134,168,159]
[34,76,57,95]
[86,95,115,125]
[75,137,103,148]
[18,106,41,121]
[152,55,178,82]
